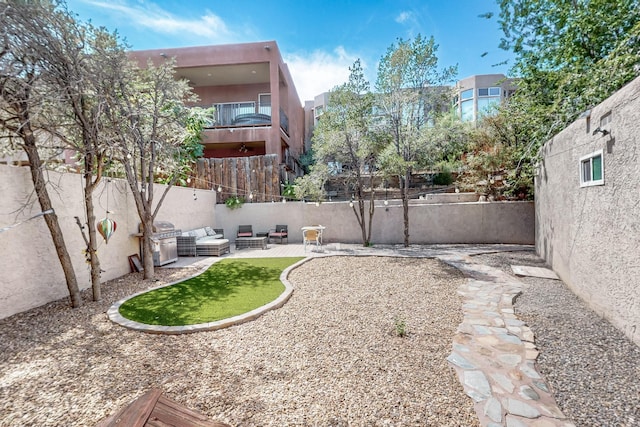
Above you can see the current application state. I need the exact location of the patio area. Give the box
[1,245,638,426]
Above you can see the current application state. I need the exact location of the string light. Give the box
[168,174,437,204]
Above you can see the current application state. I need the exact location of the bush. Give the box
[433,171,453,186]
[224,195,245,209]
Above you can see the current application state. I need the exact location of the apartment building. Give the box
[129,41,305,179]
[453,74,517,122]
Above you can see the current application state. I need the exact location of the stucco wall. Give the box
[0,166,216,319]
[214,199,534,245]
[0,163,533,320]
[536,76,640,346]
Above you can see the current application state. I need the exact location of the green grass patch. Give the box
[119,257,303,326]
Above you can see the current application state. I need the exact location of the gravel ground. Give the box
[471,251,640,427]
[0,256,478,427]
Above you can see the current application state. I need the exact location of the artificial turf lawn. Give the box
[118,257,304,326]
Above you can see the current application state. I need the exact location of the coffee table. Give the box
[235,236,268,250]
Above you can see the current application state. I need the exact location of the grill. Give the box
[141,221,181,267]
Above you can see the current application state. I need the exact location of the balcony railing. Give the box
[279,108,289,135]
[213,102,254,126]
[209,102,289,132]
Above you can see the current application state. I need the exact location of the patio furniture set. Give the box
[176,224,289,257]
[176,227,230,257]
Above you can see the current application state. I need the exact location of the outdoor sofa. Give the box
[177,226,230,257]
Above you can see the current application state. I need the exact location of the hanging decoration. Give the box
[96,179,117,244]
[97,217,117,244]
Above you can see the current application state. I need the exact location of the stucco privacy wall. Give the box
[536,76,640,346]
[0,164,532,320]
[0,165,216,319]
[213,199,534,245]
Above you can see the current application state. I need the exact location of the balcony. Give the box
[208,103,290,136]
[212,102,272,127]
[279,108,289,136]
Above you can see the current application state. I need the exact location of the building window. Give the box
[460,89,473,100]
[460,99,474,122]
[600,111,612,127]
[580,149,604,187]
[478,87,501,97]
[258,93,271,115]
[477,97,500,116]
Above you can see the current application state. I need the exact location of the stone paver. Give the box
[439,252,575,427]
[114,243,577,427]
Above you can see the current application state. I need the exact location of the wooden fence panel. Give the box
[195,155,281,203]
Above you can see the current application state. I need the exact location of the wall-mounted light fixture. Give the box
[592,127,609,136]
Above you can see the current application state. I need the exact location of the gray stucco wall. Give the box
[214,199,534,246]
[0,162,533,320]
[0,166,217,319]
[536,76,640,346]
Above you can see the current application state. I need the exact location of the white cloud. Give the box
[79,0,233,41]
[285,46,365,103]
[395,11,413,24]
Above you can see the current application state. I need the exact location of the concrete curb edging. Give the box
[106,257,310,334]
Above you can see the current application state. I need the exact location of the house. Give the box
[453,74,517,122]
[536,75,640,347]
[129,41,306,182]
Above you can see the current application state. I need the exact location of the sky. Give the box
[65,0,514,103]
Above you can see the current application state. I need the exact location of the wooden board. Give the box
[96,388,229,427]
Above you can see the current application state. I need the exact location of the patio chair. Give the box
[237,225,253,238]
[268,225,288,244]
[303,228,321,252]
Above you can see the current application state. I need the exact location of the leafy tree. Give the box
[496,0,640,150]
[419,110,474,172]
[34,11,129,302]
[375,35,457,246]
[101,57,204,278]
[460,0,640,201]
[303,60,382,246]
[294,165,327,203]
[0,0,82,307]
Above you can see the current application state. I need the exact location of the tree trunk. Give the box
[141,214,155,279]
[402,170,411,247]
[21,126,81,307]
[358,198,368,246]
[366,183,375,245]
[83,171,102,301]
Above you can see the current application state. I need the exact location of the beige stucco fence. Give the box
[536,75,640,347]
[0,164,533,320]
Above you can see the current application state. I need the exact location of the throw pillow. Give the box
[205,226,215,236]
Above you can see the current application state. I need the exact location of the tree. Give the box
[474,0,640,200]
[101,57,205,279]
[419,110,474,172]
[33,11,129,302]
[375,35,456,246]
[497,0,640,147]
[0,0,81,307]
[303,60,382,246]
